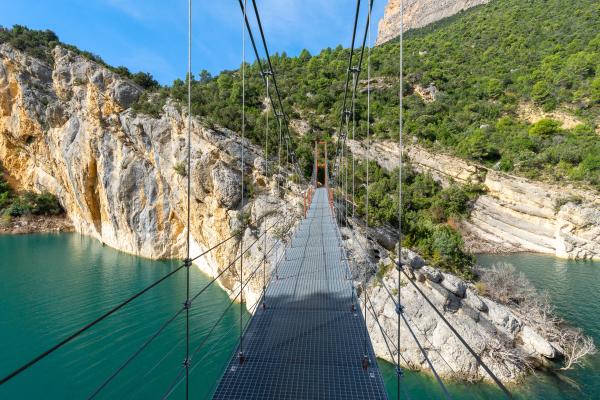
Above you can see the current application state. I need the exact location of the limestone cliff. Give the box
[347,139,600,260]
[376,0,491,45]
[0,43,303,306]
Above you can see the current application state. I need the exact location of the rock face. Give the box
[339,220,558,383]
[376,0,491,45]
[347,140,600,260]
[366,250,557,383]
[0,43,303,305]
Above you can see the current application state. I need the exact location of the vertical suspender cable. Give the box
[184,0,192,397]
[351,70,357,219]
[238,0,247,366]
[263,73,270,309]
[397,0,405,396]
[363,0,372,367]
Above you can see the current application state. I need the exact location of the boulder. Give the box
[486,301,521,334]
[441,273,467,298]
[421,266,442,282]
[429,281,461,312]
[400,249,426,269]
[520,326,556,359]
[464,288,488,312]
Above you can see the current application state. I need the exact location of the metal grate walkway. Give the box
[213,188,388,399]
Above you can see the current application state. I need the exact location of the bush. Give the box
[528,119,561,137]
[5,198,30,217]
[173,162,187,177]
[30,192,62,215]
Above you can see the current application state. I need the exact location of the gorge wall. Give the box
[347,140,600,260]
[376,0,491,45]
[0,43,303,306]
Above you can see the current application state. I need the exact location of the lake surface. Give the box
[1,235,599,399]
[0,233,250,399]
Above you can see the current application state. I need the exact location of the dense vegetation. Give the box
[0,168,62,221]
[138,0,600,189]
[0,25,160,90]
[341,160,480,277]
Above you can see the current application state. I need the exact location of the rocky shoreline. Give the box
[0,214,74,235]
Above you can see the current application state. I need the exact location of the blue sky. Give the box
[1,1,385,85]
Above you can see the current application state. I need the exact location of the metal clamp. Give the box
[396,366,404,377]
[184,258,192,268]
[395,303,404,315]
[349,66,360,74]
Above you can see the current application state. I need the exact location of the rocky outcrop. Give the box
[0,43,303,306]
[340,219,559,382]
[368,251,558,382]
[347,139,600,260]
[376,0,491,45]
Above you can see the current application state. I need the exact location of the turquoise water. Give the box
[0,233,250,399]
[380,253,600,399]
[1,235,599,399]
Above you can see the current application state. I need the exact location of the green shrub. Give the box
[173,162,187,177]
[30,192,62,215]
[528,119,561,137]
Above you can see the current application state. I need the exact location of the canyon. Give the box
[0,42,593,383]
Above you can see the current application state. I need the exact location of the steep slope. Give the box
[376,0,491,45]
[0,43,303,306]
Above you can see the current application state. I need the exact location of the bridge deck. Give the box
[213,188,388,399]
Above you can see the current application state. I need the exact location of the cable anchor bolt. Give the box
[362,355,370,370]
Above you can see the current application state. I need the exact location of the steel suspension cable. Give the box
[397,0,405,397]
[332,0,374,167]
[373,271,460,376]
[363,0,372,366]
[398,266,513,398]
[0,228,238,386]
[367,280,451,400]
[239,0,247,365]
[164,222,293,398]
[365,298,413,400]
[184,1,192,396]
[331,0,374,210]
[237,0,306,186]
[338,0,361,139]
[262,71,270,309]
[88,307,185,399]
[86,213,286,398]
[351,69,357,219]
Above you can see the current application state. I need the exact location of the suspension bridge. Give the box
[0,0,514,399]
[214,188,387,399]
